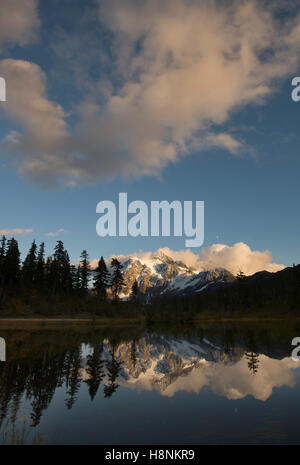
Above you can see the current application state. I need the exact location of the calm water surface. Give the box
[0,321,300,445]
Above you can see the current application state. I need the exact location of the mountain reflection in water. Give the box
[0,323,300,444]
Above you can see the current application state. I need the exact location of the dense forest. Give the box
[149,265,300,322]
[0,235,299,320]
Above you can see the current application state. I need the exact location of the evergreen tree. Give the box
[94,256,109,300]
[245,352,260,375]
[52,242,64,294]
[74,264,82,293]
[4,238,21,290]
[130,341,137,368]
[28,354,58,427]
[110,258,124,300]
[65,347,82,410]
[236,270,246,281]
[51,241,71,294]
[45,256,54,290]
[79,250,90,294]
[236,269,249,307]
[22,240,37,287]
[84,343,104,401]
[0,236,6,298]
[69,265,77,294]
[103,347,122,398]
[35,242,45,289]
[0,236,6,277]
[62,250,72,294]
[130,280,139,302]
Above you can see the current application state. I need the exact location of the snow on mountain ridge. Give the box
[79,334,244,395]
[103,251,234,300]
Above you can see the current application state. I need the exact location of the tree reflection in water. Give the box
[0,322,298,429]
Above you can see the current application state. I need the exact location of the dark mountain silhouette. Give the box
[151,264,300,317]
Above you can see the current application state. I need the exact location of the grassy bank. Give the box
[0,313,299,331]
[1,289,300,327]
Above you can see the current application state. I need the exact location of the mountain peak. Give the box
[112,251,234,301]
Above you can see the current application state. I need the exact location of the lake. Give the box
[0,321,300,445]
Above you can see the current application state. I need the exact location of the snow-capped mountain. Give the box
[79,332,295,401]
[80,332,245,394]
[106,251,234,301]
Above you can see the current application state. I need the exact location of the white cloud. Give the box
[123,354,299,402]
[2,1,300,186]
[0,59,70,187]
[0,0,39,50]
[0,228,33,236]
[158,243,285,275]
[46,228,66,237]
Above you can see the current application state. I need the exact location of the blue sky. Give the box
[0,0,299,274]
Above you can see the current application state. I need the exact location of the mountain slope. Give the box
[80,332,245,394]
[178,264,300,314]
[106,251,234,301]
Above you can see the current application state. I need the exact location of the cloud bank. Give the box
[2,1,300,186]
[0,228,33,236]
[160,242,285,275]
[0,59,70,187]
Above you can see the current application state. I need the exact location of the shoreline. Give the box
[0,315,299,326]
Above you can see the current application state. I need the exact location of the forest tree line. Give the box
[0,236,139,310]
[0,235,299,318]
